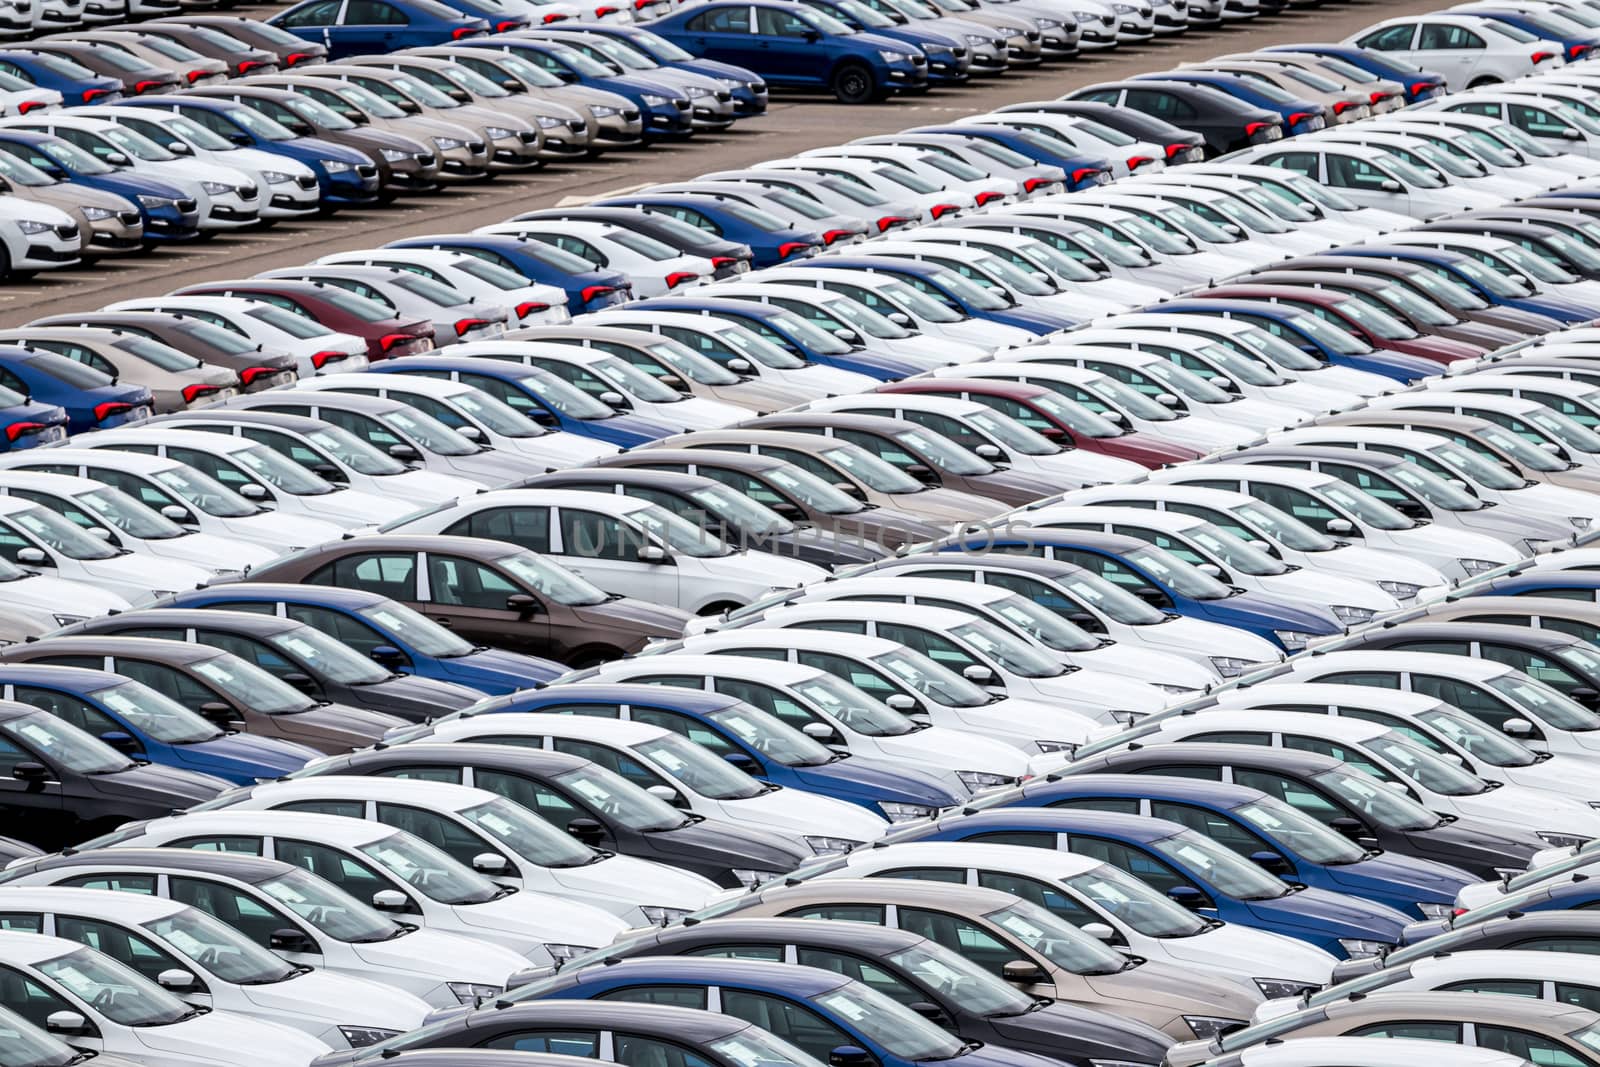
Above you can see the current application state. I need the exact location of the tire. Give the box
[1467,76,1501,88]
[831,62,876,105]
[0,243,12,284]
[697,600,744,617]
[568,646,625,669]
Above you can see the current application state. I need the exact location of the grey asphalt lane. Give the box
[0,0,1454,325]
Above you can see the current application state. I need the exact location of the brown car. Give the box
[153,15,325,70]
[136,19,283,78]
[0,327,239,414]
[0,635,403,753]
[716,878,1262,1041]
[241,533,691,666]
[1420,594,1600,643]
[1240,269,1522,351]
[22,311,298,392]
[0,152,142,257]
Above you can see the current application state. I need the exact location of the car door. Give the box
[551,506,680,607]
[1415,21,1488,87]
[1321,151,1412,215]
[0,721,64,836]
[332,0,409,57]
[422,551,553,655]
[751,4,822,83]
[679,5,761,71]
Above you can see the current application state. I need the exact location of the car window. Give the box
[687,6,750,31]
[720,988,854,1061]
[276,840,392,904]
[483,1032,600,1055]
[1358,23,1416,50]
[1419,23,1483,48]
[168,877,293,948]
[12,686,119,739]
[307,552,418,601]
[1345,1022,1461,1041]
[427,555,521,611]
[977,871,1101,927]
[53,916,184,986]
[1067,835,1199,900]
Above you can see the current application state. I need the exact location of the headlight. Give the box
[1537,831,1592,848]
[338,1027,402,1048]
[639,906,691,926]
[320,159,353,174]
[261,170,295,183]
[1253,978,1313,998]
[878,801,936,822]
[684,86,710,98]
[1336,938,1388,958]
[52,614,86,627]
[15,219,53,233]
[446,982,502,1005]
[730,868,780,888]
[211,568,242,577]
[1415,902,1454,919]
[433,136,465,150]
[81,206,116,221]
[718,77,742,89]
[877,49,910,62]
[957,769,1013,793]
[1155,683,1197,695]
[1075,10,1097,20]
[1377,580,1422,600]
[1331,605,1376,626]
[536,115,563,128]
[543,942,594,962]
[1184,1016,1243,1040]
[380,148,410,162]
[199,181,235,196]
[1034,740,1077,754]
[922,43,950,54]
[1209,656,1253,678]
[1460,558,1499,576]
[805,835,862,855]
[485,126,514,138]
[1034,16,1062,26]
[965,31,990,42]
[642,93,668,105]
[1113,3,1136,11]
[1273,629,1316,652]
[1089,1061,1156,1067]
[591,105,619,117]
[1573,516,1593,529]
[136,195,172,209]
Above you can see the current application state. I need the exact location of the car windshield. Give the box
[2,709,131,774]
[710,323,807,369]
[1231,500,1337,552]
[1056,571,1167,625]
[1064,864,1209,937]
[8,505,118,560]
[258,868,400,942]
[765,464,864,514]
[92,681,220,744]
[1527,405,1600,454]
[219,104,295,142]
[794,674,914,736]
[150,465,260,518]
[1151,828,1288,900]
[355,600,472,658]
[192,653,312,714]
[242,304,327,340]
[1318,480,1414,530]
[950,619,1064,678]
[73,485,185,540]
[1184,340,1282,386]
[1077,374,1175,422]
[496,549,610,607]
[877,279,962,324]
[922,265,1007,311]
[0,149,53,187]
[231,443,334,495]
[1417,708,1537,768]
[1374,282,1454,326]
[1313,766,1439,831]
[629,502,732,558]
[590,355,681,403]
[891,425,991,474]
[269,624,390,684]
[688,483,794,536]
[582,35,654,69]
[36,946,191,1026]
[551,763,690,831]
[456,793,598,867]
[816,295,908,340]
[380,407,480,457]
[709,702,836,767]
[36,138,114,176]
[1384,461,1482,510]
[873,647,991,708]
[885,940,1033,1016]
[1124,543,1232,600]
[1183,521,1288,576]
[1487,673,1600,731]
[764,307,853,356]
[820,445,923,493]
[634,731,765,800]
[986,900,1130,975]
[1029,391,1124,439]
[359,829,503,905]
[1474,422,1567,472]
[304,426,407,476]
[632,339,740,385]
[814,980,963,1061]
[980,591,1099,652]
[145,905,296,985]
[0,1004,78,1067]
[1016,239,1097,283]
[1397,266,1488,311]
[707,1028,824,1067]
[1235,795,1365,865]
[95,123,176,162]
[962,408,1059,456]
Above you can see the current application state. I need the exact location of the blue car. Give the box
[160,584,564,694]
[937,526,1341,653]
[1325,244,1600,325]
[1458,9,1600,62]
[0,50,123,106]
[596,194,824,269]
[906,123,1114,190]
[895,808,1413,959]
[0,346,151,434]
[0,382,67,451]
[1260,43,1446,103]
[268,0,490,59]
[515,956,1071,1067]
[994,774,1475,920]
[367,354,677,447]
[455,36,692,139]
[628,296,920,380]
[1400,871,1600,948]
[1470,572,1600,602]
[115,97,380,208]
[384,233,633,314]
[788,255,1075,334]
[1144,298,1439,383]
[0,663,318,784]
[0,129,198,242]
[1132,70,1328,136]
[649,0,927,105]
[790,0,970,84]
[452,683,962,819]
[549,23,769,115]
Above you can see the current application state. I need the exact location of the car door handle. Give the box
[428,615,455,628]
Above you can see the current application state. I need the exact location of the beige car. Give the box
[0,328,239,413]
[1164,991,1600,1067]
[1216,51,1408,113]
[650,427,1007,522]
[0,151,141,257]
[1419,594,1600,642]
[719,877,1263,1041]
[1184,60,1372,124]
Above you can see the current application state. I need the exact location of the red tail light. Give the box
[974,190,1005,206]
[81,88,112,103]
[1533,50,1555,63]
[185,70,206,84]
[595,4,618,14]
[580,284,615,304]
[1412,81,1440,94]
[4,421,44,442]
[134,80,165,94]
[495,19,519,30]
[777,241,811,259]
[238,60,266,74]
[1332,101,1355,114]
[378,332,412,353]
[1244,121,1274,137]
[238,366,279,386]
[16,100,43,114]
[1163,143,1189,159]
[822,229,852,246]
[929,203,959,219]
[515,301,550,318]
[542,12,567,21]
[1571,44,1591,59]
[1069,167,1102,184]
[285,52,313,66]
[665,271,699,289]
[1287,112,1313,127]
[1126,155,1153,169]
[711,256,738,270]
[634,0,653,8]
[93,402,132,423]
[454,317,493,336]
[452,25,480,38]
[182,383,221,405]
[310,350,346,369]
[1022,177,1056,192]
[877,215,912,232]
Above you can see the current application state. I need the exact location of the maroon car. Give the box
[1194,283,1485,365]
[1238,269,1521,352]
[878,378,1201,467]
[170,278,435,361]
[155,15,328,70]
[135,20,282,79]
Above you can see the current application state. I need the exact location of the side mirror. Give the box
[637,544,669,563]
[724,751,758,769]
[1394,499,1428,519]
[836,329,860,345]
[458,426,484,441]
[566,817,606,845]
[371,889,410,911]
[1379,179,1402,193]
[369,644,406,665]
[388,444,421,461]
[1209,375,1236,391]
[962,664,996,684]
[1325,517,1355,535]
[885,693,916,711]
[1167,885,1205,909]
[647,783,688,808]
[1249,850,1290,875]
[1563,127,1583,140]
[166,140,193,156]
[472,852,511,874]
[598,390,627,407]
[1101,410,1125,424]
[282,672,316,692]
[500,78,522,92]
[888,312,912,327]
[99,731,139,753]
[1080,922,1115,942]
[1540,441,1563,454]
[239,483,269,501]
[1503,717,1536,738]
[161,503,194,522]
[974,443,1002,460]
[14,547,48,565]
[1154,392,1179,408]
[907,1002,946,1023]
[803,28,821,41]
[1000,959,1048,984]
[905,463,937,484]
[802,721,842,744]
[45,1011,88,1036]
[506,592,541,615]
[1569,687,1598,707]
[157,968,196,992]
[833,481,865,500]
[11,761,48,783]
[829,1048,873,1067]
[104,152,131,167]
[727,358,753,373]
[268,927,318,953]
[1132,586,1167,605]
[1196,562,1223,578]
[87,526,113,541]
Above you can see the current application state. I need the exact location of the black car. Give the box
[1065,80,1284,157]
[515,467,889,568]
[552,916,1181,1067]
[1058,743,1544,880]
[0,701,225,849]
[296,743,812,888]
[1329,911,1600,983]
[512,206,754,277]
[312,998,828,1067]
[990,100,1206,163]
[57,609,485,722]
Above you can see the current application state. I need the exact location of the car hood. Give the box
[275,701,407,745]
[1242,885,1412,942]
[597,72,687,99]
[452,887,629,945]
[4,572,131,619]
[1257,568,1398,615]
[570,595,693,635]
[172,732,321,776]
[236,969,428,1030]
[640,814,810,872]
[77,552,213,599]
[878,724,1032,776]
[22,181,134,215]
[1081,958,1260,1018]
[348,926,526,984]
[131,1005,331,1067]
[987,1000,1174,1064]
[139,531,276,571]
[547,853,722,910]
[83,761,229,807]
[788,754,961,807]
[226,509,346,549]
[345,672,484,716]
[1066,643,1216,695]
[1323,851,1475,901]
[720,783,888,841]
[433,646,565,689]
[1385,522,1520,563]
[384,469,479,501]
[1129,615,1282,665]
[1154,923,1337,985]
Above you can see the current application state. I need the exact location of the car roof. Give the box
[1027,505,1211,533]
[929,806,1183,843]
[430,712,669,746]
[601,448,787,473]
[227,390,411,416]
[1032,771,1263,806]
[169,582,390,610]
[1358,620,1581,651]
[139,809,395,847]
[0,448,183,474]
[564,955,854,996]
[0,930,90,966]
[310,372,479,399]
[1153,709,1394,743]
[0,661,136,690]
[596,654,825,685]
[154,410,337,436]
[756,600,998,631]
[68,607,300,638]
[2,635,222,665]
[746,876,1025,912]
[845,838,1102,876]
[0,469,142,497]
[277,532,522,560]
[1158,462,1338,490]
[1286,648,1512,680]
[0,847,294,884]
[472,1000,758,1039]
[253,769,510,809]
[1076,742,1344,775]
[466,683,742,716]
[451,489,654,517]
[1216,683,1446,715]
[679,629,901,658]
[0,885,185,922]
[1320,989,1594,1025]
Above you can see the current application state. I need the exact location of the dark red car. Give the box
[135,20,282,79]
[878,378,1201,468]
[170,278,434,361]
[1240,269,1520,352]
[155,16,328,70]
[1193,283,1486,365]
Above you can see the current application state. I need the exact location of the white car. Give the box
[295,371,620,469]
[73,427,414,529]
[448,340,748,429]
[584,654,1033,796]
[0,493,210,603]
[997,203,1239,288]
[1379,230,1600,307]
[255,265,511,345]
[412,712,889,848]
[1186,1038,1528,1067]
[1437,87,1600,158]
[1152,166,1405,243]
[0,930,332,1067]
[798,143,1023,201]
[1372,113,1581,188]
[1303,126,1547,200]
[0,548,129,625]
[476,218,714,298]
[0,448,346,553]
[821,841,1338,996]
[0,887,429,1049]
[962,111,1168,178]
[1066,189,1280,271]
[1460,839,1600,910]
[753,156,978,222]
[1234,142,1504,219]
[384,489,824,615]
[191,775,722,926]
[108,810,630,964]
[1348,13,1565,87]
[314,249,570,328]
[1373,107,1600,179]
[1363,391,1600,471]
[1144,462,1523,581]
[0,194,79,273]
[104,295,369,379]
[0,470,275,575]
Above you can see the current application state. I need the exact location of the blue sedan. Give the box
[268,0,490,59]
[516,956,1072,1067]
[161,584,565,694]
[549,23,769,115]
[595,194,825,269]
[793,0,971,84]
[1459,9,1600,62]
[789,255,1076,334]
[904,124,1114,190]
[454,683,963,820]
[897,808,1413,959]
[0,129,198,242]
[0,382,67,451]
[384,233,633,314]
[0,346,151,434]
[1260,43,1446,103]
[0,663,318,783]
[1470,572,1600,601]
[0,50,123,106]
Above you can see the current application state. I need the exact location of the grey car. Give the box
[0,327,239,414]
[254,264,511,345]
[424,45,643,152]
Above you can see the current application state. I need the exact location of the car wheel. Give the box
[0,244,13,283]
[1467,75,1500,87]
[831,61,877,104]
[568,645,626,668]
[697,600,744,616]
